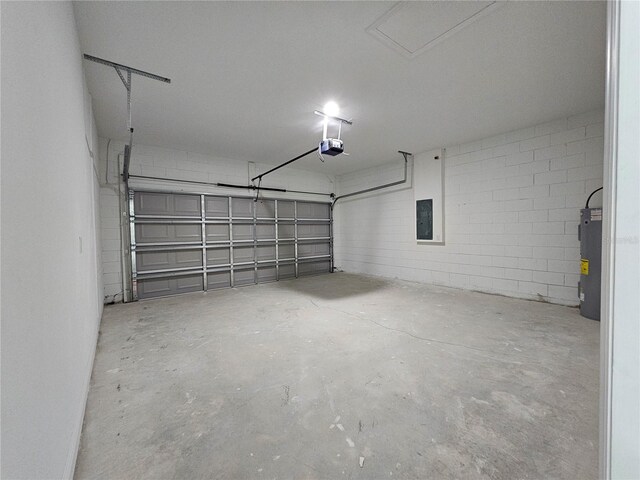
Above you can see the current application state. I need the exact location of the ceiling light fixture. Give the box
[323,101,340,117]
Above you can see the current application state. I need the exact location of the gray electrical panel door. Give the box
[579,208,602,320]
[130,191,332,300]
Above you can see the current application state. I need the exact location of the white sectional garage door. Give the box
[130,190,332,299]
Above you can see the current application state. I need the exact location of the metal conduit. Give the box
[331,151,411,209]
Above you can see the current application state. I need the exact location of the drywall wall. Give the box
[334,109,604,306]
[98,139,335,303]
[607,1,640,476]
[1,2,102,478]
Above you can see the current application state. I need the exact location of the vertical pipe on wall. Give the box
[275,200,280,281]
[201,195,208,292]
[128,190,138,301]
[119,152,133,302]
[294,201,299,278]
[329,200,334,273]
[253,199,258,284]
[229,197,235,288]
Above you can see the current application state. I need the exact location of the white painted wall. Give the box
[1,2,102,478]
[414,149,444,243]
[334,110,604,306]
[606,1,640,477]
[98,139,335,303]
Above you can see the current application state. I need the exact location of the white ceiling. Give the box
[73,1,606,176]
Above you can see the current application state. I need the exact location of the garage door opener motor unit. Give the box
[314,107,352,160]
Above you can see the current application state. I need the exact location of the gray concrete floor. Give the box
[75,273,599,480]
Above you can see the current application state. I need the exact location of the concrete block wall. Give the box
[98,139,335,303]
[334,109,604,306]
[97,138,125,303]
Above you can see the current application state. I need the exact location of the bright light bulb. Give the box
[324,101,339,117]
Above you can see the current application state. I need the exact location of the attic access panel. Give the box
[366,1,500,59]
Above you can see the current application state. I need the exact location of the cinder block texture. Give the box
[334,110,604,306]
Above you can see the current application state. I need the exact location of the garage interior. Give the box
[1,2,638,480]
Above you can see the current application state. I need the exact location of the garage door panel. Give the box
[132,192,331,299]
[232,224,253,241]
[137,274,203,299]
[136,224,168,242]
[137,249,202,272]
[206,224,229,242]
[137,277,172,297]
[257,245,276,261]
[256,200,275,218]
[176,274,204,291]
[299,260,331,276]
[135,192,170,215]
[279,264,295,279]
[277,201,295,218]
[207,248,230,266]
[207,272,231,290]
[175,224,202,241]
[234,268,254,286]
[298,224,330,238]
[205,196,229,217]
[297,202,329,219]
[173,195,201,216]
[257,267,276,282]
[136,192,200,216]
[136,223,201,243]
[299,242,330,257]
[176,250,202,266]
[232,198,253,218]
[279,243,295,259]
[234,246,254,263]
[278,223,295,239]
[136,252,173,271]
[256,223,275,239]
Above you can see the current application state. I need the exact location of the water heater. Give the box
[578,207,602,320]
